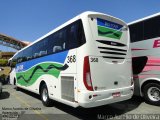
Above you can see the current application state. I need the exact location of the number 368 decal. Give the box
[90,57,98,62]
[67,55,76,63]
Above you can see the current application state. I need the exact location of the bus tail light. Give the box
[83,56,93,91]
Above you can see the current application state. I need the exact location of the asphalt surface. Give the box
[0,85,160,120]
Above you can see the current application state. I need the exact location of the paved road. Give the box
[0,85,160,120]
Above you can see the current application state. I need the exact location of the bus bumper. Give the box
[78,86,134,108]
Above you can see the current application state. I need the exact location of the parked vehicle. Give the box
[128,13,160,106]
[10,11,133,108]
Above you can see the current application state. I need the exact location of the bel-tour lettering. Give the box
[153,39,160,48]
[105,22,119,29]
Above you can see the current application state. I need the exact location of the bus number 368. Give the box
[67,55,76,63]
[90,57,98,62]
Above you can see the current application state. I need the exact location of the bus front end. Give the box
[78,12,134,108]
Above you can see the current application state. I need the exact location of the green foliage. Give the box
[0,59,8,66]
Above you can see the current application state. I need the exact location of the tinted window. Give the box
[32,40,48,58]
[144,16,160,40]
[129,15,160,43]
[15,51,23,63]
[129,22,143,43]
[47,28,67,54]
[24,47,33,60]
[14,19,86,63]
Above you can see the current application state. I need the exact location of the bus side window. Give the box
[27,57,32,60]
[63,42,65,50]
[53,46,62,53]
[39,50,47,57]
[66,24,78,49]
[18,58,23,63]
[34,53,39,58]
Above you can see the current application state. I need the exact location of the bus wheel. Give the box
[143,83,160,106]
[16,86,20,91]
[40,84,52,107]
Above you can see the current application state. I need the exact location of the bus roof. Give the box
[128,12,160,25]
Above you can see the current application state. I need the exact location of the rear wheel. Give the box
[15,86,20,91]
[40,84,52,107]
[143,83,160,106]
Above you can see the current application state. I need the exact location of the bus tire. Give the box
[16,86,20,91]
[40,84,52,107]
[143,83,160,106]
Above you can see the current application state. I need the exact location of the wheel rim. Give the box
[42,88,48,102]
[147,87,160,101]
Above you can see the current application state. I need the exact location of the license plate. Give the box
[112,92,121,98]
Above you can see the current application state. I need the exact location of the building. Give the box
[0,52,15,59]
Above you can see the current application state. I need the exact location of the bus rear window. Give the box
[97,18,123,40]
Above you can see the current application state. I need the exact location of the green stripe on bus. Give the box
[16,62,63,86]
[98,26,122,40]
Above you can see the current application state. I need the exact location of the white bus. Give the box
[10,11,133,108]
[128,13,160,106]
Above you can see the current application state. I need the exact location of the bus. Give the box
[10,11,133,108]
[128,13,160,106]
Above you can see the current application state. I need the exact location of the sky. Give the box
[0,0,160,51]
